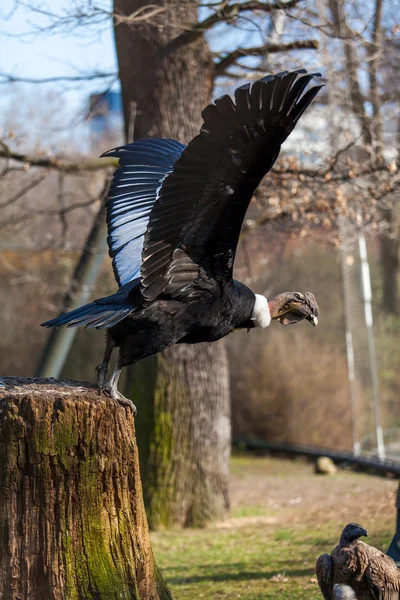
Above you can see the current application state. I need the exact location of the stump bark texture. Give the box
[0,377,172,600]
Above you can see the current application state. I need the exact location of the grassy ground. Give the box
[152,454,398,600]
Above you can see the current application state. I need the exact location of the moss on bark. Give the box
[0,377,173,600]
[127,344,231,530]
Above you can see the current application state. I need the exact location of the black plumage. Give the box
[42,69,321,411]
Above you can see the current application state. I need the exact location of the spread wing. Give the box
[316,553,333,600]
[361,546,400,600]
[140,69,323,301]
[102,138,186,287]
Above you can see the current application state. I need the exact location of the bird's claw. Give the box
[100,384,137,415]
[114,394,137,416]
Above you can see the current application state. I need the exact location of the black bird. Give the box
[42,69,321,412]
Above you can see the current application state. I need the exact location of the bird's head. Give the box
[268,292,319,327]
[340,523,368,546]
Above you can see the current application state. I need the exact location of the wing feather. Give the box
[363,546,400,600]
[316,553,333,600]
[102,138,185,286]
[140,70,323,301]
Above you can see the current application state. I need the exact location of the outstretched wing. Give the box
[140,70,323,301]
[316,553,333,600]
[102,138,186,287]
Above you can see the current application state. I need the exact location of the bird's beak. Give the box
[305,313,318,327]
[360,528,368,538]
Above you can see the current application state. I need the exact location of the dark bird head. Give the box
[340,523,368,546]
[268,292,319,327]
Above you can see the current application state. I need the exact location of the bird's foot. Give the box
[96,362,108,388]
[101,383,137,415]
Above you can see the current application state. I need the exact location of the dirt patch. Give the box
[229,455,397,531]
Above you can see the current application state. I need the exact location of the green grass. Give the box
[152,521,340,600]
[151,455,396,600]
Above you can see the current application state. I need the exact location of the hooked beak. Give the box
[305,313,318,327]
[360,527,368,538]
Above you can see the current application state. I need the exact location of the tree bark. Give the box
[368,0,384,164]
[328,0,373,149]
[380,206,400,315]
[0,377,172,600]
[131,345,231,529]
[113,0,231,528]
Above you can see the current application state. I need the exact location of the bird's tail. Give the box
[41,297,136,330]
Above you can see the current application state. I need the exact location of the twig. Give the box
[113,4,166,25]
[0,197,100,230]
[0,173,48,210]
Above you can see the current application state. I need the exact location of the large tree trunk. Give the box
[131,345,230,529]
[113,0,231,528]
[0,377,172,600]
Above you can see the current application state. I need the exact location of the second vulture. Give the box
[42,69,321,412]
[316,523,400,600]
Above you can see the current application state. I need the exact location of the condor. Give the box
[42,69,321,412]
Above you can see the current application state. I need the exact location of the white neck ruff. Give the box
[251,294,271,328]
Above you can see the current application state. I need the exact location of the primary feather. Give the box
[102,138,186,287]
[140,69,323,301]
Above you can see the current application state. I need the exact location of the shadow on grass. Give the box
[162,564,314,585]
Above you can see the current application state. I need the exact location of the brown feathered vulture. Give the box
[42,69,321,412]
[316,523,400,600]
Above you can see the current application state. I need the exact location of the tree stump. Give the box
[0,377,172,600]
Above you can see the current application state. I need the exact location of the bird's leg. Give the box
[96,335,115,389]
[102,357,137,415]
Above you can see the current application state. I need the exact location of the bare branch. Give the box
[0,173,48,210]
[215,39,319,76]
[169,0,302,52]
[3,2,165,38]
[113,4,166,25]
[0,197,101,230]
[0,71,117,85]
[0,141,117,173]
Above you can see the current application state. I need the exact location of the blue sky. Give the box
[0,1,117,82]
[0,1,120,146]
